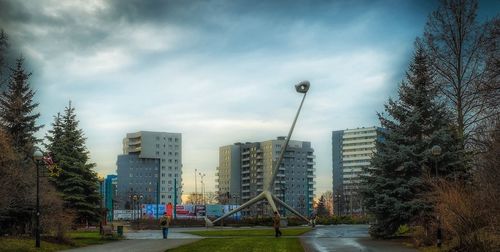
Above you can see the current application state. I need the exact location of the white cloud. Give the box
[9,0,425,197]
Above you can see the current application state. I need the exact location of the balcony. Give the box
[128,146,141,153]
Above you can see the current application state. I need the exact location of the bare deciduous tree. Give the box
[424,0,499,149]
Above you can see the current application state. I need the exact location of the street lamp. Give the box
[195,169,198,204]
[33,149,43,248]
[431,145,442,177]
[209,81,312,226]
[199,172,206,205]
[431,145,442,248]
[98,177,105,234]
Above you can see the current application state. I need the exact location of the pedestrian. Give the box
[310,211,317,228]
[273,211,282,238]
[160,214,170,239]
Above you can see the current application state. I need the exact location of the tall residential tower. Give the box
[332,127,382,215]
[216,137,315,216]
[116,131,182,209]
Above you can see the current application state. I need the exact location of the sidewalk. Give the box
[63,229,203,252]
[63,238,201,252]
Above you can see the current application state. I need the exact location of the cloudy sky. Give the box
[1,0,497,196]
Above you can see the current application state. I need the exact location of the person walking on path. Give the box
[160,215,171,239]
[273,211,282,238]
[310,211,317,228]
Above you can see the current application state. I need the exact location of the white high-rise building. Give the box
[332,127,382,215]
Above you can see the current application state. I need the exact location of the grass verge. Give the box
[169,227,311,252]
[0,230,121,252]
[181,227,311,237]
[0,238,70,252]
[166,237,303,252]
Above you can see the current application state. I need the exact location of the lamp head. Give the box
[295,81,310,94]
[431,145,442,156]
[34,149,43,161]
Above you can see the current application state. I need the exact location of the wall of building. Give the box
[217,137,315,217]
[117,131,183,209]
[331,127,381,215]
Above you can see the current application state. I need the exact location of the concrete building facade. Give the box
[116,131,182,209]
[332,127,382,215]
[104,175,117,221]
[216,137,315,217]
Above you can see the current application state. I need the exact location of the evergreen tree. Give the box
[45,102,101,225]
[361,46,466,238]
[0,29,8,84]
[315,195,329,217]
[0,57,42,157]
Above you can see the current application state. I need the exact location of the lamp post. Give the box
[281,181,287,216]
[209,81,312,226]
[33,149,43,248]
[431,145,442,248]
[174,178,177,219]
[199,172,206,205]
[98,177,105,234]
[195,169,198,204]
[431,145,442,177]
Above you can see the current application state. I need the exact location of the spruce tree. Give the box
[361,46,466,238]
[0,57,43,157]
[315,195,329,217]
[46,102,101,225]
[0,29,8,84]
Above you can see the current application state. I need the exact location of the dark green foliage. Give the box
[0,57,42,157]
[0,29,8,83]
[45,102,101,225]
[315,195,329,217]
[361,46,466,238]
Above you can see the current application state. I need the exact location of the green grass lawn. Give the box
[0,230,121,252]
[181,227,311,237]
[0,238,70,252]
[67,230,120,247]
[169,227,311,252]
[167,237,304,252]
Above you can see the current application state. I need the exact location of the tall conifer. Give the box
[362,46,466,238]
[0,57,42,157]
[46,102,101,225]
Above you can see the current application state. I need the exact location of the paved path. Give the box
[62,228,203,252]
[300,225,417,252]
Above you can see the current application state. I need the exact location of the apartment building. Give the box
[332,127,382,215]
[116,131,182,209]
[216,137,315,216]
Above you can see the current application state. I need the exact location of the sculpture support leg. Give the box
[264,191,279,213]
[272,194,309,223]
[211,192,266,224]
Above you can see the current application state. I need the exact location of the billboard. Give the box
[142,204,167,219]
[206,204,241,220]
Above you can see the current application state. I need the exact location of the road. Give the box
[300,225,417,252]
